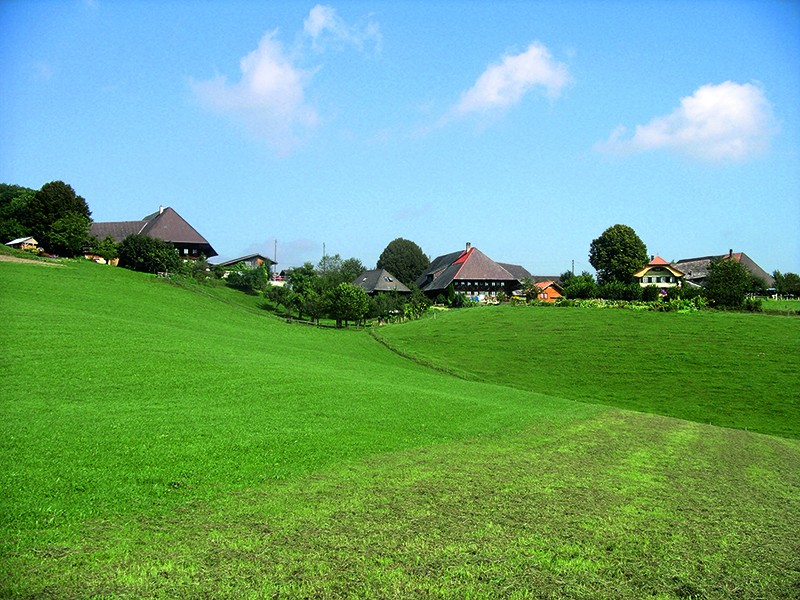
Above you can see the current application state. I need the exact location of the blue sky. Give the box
[2,1,799,275]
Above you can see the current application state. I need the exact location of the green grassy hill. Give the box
[373,305,800,438]
[2,259,799,598]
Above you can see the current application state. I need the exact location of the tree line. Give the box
[3,181,797,313]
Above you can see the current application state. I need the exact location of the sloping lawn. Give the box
[2,260,798,598]
[373,305,800,438]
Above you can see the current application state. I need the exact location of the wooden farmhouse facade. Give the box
[417,243,525,301]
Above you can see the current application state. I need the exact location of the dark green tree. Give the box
[704,257,752,308]
[118,234,180,274]
[317,254,366,291]
[562,271,597,299]
[87,235,120,262]
[376,238,429,287]
[49,212,92,257]
[589,224,648,285]
[0,184,35,243]
[23,181,92,256]
[286,262,320,320]
[773,270,800,296]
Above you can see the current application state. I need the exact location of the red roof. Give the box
[649,256,670,266]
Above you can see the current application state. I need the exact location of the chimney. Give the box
[466,242,472,252]
[159,205,164,214]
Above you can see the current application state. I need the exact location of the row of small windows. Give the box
[453,280,505,288]
[643,276,678,283]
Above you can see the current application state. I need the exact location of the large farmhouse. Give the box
[673,250,773,288]
[417,243,523,300]
[90,206,217,259]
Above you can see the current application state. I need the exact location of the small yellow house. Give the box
[5,237,39,252]
[634,256,684,288]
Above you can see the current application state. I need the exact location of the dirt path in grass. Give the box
[0,254,63,266]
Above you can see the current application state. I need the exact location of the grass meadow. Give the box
[1,258,799,598]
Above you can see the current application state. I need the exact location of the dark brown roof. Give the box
[673,251,773,287]
[498,262,533,282]
[417,247,518,292]
[353,269,411,294]
[90,207,217,258]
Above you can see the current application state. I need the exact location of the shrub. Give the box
[597,280,643,301]
[641,285,660,302]
[118,234,180,274]
[704,258,751,309]
[227,264,268,293]
[743,297,763,312]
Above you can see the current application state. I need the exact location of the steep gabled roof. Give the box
[90,220,147,241]
[214,254,277,267]
[634,255,685,278]
[673,251,773,286]
[417,246,518,292]
[139,207,213,248]
[534,280,564,293]
[89,206,217,258]
[498,262,533,282]
[353,269,411,294]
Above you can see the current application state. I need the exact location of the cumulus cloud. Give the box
[191,31,319,155]
[304,4,381,54]
[453,42,571,117]
[597,81,776,162]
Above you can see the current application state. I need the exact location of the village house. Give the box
[533,280,564,302]
[634,256,685,289]
[353,269,411,295]
[417,243,524,301]
[5,236,39,252]
[673,250,774,288]
[90,206,217,259]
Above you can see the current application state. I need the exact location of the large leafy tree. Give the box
[23,181,92,256]
[0,184,36,243]
[589,224,648,285]
[773,270,800,296]
[704,257,752,308]
[376,238,429,287]
[316,254,366,291]
[326,282,370,328]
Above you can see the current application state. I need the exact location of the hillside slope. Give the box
[2,260,799,598]
[374,305,800,438]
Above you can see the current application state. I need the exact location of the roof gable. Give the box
[90,207,217,258]
[634,256,685,278]
[417,246,518,292]
[354,269,411,293]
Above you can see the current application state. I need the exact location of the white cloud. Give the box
[597,81,776,162]
[453,42,571,116]
[191,31,319,155]
[304,4,381,54]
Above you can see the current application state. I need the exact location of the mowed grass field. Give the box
[1,259,799,598]
[373,305,800,439]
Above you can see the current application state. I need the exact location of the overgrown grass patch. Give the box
[374,305,800,438]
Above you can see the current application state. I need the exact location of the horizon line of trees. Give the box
[3,182,798,312]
